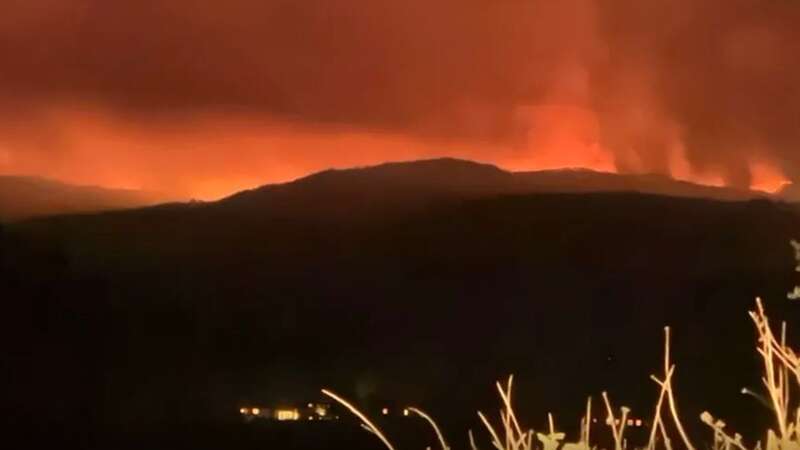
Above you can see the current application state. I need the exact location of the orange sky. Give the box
[0,103,789,200]
[0,0,797,199]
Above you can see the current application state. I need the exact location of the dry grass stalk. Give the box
[700,412,747,450]
[321,388,396,450]
[646,365,674,450]
[582,397,592,446]
[479,375,535,450]
[469,430,480,450]
[602,391,629,450]
[409,407,450,450]
[748,298,800,449]
[645,326,694,450]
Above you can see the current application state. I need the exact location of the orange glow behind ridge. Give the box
[0,105,789,200]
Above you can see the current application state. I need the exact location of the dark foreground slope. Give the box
[2,160,799,449]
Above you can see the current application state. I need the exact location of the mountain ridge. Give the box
[217,158,773,218]
[2,158,784,222]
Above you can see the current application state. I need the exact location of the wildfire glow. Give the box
[750,160,790,193]
[0,104,791,200]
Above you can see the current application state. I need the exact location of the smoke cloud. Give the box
[0,0,797,197]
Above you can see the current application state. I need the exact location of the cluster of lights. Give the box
[592,417,644,427]
[378,407,412,417]
[243,402,415,422]
[239,406,299,420]
[244,404,644,429]
[240,403,340,421]
[239,407,262,416]
[276,409,300,421]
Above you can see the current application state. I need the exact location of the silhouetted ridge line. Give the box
[219,158,770,211]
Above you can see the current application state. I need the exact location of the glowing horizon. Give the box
[1,1,798,201]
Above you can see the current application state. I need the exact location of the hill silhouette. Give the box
[2,159,799,449]
[780,182,800,202]
[220,158,769,217]
[0,159,771,223]
[0,175,175,222]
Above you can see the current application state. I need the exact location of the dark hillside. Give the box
[2,161,798,448]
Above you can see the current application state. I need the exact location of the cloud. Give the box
[0,0,797,195]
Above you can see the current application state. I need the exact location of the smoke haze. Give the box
[1,0,797,197]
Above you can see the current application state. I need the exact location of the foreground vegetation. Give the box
[323,299,799,450]
[322,299,800,450]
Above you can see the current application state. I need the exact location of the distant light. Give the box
[251,407,261,415]
[277,409,300,421]
[308,403,314,408]
[626,419,634,426]
[239,408,249,415]
[382,408,389,415]
[403,408,409,417]
[635,419,643,427]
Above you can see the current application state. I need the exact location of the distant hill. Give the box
[779,182,800,202]
[220,158,771,218]
[0,175,174,221]
[2,159,772,222]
